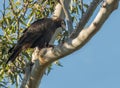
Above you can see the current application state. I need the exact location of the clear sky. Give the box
[0,1,120,88]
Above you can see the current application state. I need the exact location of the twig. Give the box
[9,0,16,17]
[59,0,73,35]
[20,0,29,18]
[1,0,6,30]
[80,0,84,16]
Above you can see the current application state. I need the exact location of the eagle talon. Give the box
[47,44,54,48]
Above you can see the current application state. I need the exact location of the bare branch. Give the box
[49,28,63,45]
[52,3,64,19]
[50,0,71,44]
[20,63,31,88]
[70,0,103,38]
[26,59,47,88]
[59,0,73,34]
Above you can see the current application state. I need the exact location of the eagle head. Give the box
[53,18,66,30]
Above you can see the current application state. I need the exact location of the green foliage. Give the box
[0,0,88,87]
[70,0,89,28]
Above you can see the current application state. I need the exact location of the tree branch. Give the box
[59,0,73,34]
[20,63,31,88]
[70,0,103,38]
[39,0,119,63]
[49,0,71,44]
[21,0,119,88]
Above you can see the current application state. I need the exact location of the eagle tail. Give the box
[6,45,22,64]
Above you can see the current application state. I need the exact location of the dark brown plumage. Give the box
[6,18,65,64]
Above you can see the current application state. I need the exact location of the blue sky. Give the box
[0,1,120,88]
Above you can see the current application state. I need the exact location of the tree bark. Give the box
[20,0,119,88]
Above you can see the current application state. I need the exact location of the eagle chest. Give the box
[42,23,56,41]
[43,29,54,42]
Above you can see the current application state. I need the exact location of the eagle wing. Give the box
[7,18,52,63]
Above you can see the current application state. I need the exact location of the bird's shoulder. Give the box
[23,18,53,33]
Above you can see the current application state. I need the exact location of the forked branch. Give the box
[21,0,119,88]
